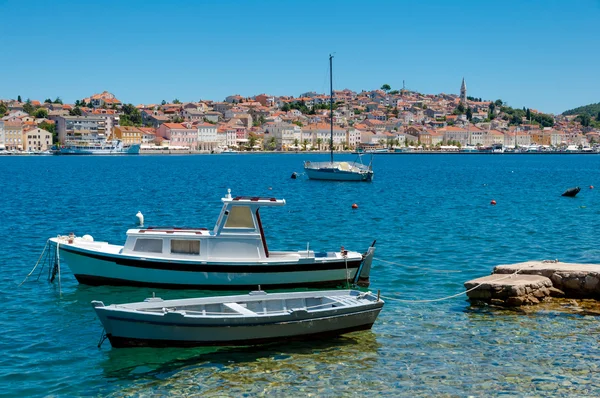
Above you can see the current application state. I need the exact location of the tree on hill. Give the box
[381,84,391,93]
[38,121,57,143]
[34,108,48,118]
[53,97,63,104]
[597,111,600,122]
[562,102,600,117]
[0,102,7,116]
[23,100,35,115]
[44,98,52,103]
[466,107,473,121]
[69,107,82,116]
[576,114,591,127]
[172,99,181,104]
[17,95,22,102]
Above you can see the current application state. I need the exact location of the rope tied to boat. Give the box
[373,257,463,274]
[19,240,50,286]
[379,264,527,303]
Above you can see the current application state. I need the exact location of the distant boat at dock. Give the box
[54,139,140,155]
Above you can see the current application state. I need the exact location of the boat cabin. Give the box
[121,190,286,261]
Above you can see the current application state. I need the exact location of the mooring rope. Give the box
[373,257,463,273]
[19,240,50,286]
[56,237,62,296]
[379,265,525,303]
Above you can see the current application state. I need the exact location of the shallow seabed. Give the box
[1,153,600,397]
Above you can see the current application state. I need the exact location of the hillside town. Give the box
[1,79,599,154]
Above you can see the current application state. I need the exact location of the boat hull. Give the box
[55,242,368,289]
[93,290,383,348]
[102,309,381,348]
[304,167,373,182]
[55,143,140,155]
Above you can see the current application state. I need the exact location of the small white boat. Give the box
[49,189,375,289]
[92,289,384,347]
[54,139,140,155]
[303,55,374,182]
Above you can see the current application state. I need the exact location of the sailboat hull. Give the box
[304,163,373,182]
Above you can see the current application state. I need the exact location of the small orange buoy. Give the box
[352,203,358,209]
[590,185,594,189]
[490,200,497,205]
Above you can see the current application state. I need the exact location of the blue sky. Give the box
[1,0,598,114]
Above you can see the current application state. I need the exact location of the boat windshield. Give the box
[224,206,255,229]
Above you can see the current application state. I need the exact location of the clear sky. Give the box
[1,0,598,114]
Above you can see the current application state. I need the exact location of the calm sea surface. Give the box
[1,153,600,397]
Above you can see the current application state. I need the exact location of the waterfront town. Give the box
[1,79,599,154]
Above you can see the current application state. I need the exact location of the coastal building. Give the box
[52,115,112,144]
[84,91,122,109]
[347,128,361,149]
[181,109,204,122]
[0,120,4,149]
[196,122,218,151]
[204,111,222,123]
[303,123,347,150]
[225,94,243,104]
[3,120,23,150]
[157,123,197,148]
[264,122,302,150]
[141,110,165,128]
[254,94,275,107]
[113,126,142,145]
[139,127,157,144]
[24,128,52,151]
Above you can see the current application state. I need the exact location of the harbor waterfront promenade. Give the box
[3,153,600,396]
[2,86,600,157]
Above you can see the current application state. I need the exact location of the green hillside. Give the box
[562,102,600,117]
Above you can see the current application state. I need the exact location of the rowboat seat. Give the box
[223,302,256,315]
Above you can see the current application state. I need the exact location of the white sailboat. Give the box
[303,55,374,182]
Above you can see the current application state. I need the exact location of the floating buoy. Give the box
[561,187,581,197]
[352,203,358,209]
[490,200,497,205]
[291,172,298,179]
[136,211,144,226]
[590,185,594,189]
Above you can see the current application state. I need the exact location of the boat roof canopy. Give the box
[221,189,285,206]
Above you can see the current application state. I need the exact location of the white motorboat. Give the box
[303,55,374,182]
[54,139,140,155]
[92,289,384,347]
[49,189,375,289]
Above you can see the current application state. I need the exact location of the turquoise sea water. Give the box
[1,153,600,397]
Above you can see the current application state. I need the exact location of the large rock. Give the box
[464,274,553,307]
[493,261,600,298]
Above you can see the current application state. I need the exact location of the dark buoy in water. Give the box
[562,187,581,197]
[490,199,497,205]
[291,172,298,179]
[352,203,358,209]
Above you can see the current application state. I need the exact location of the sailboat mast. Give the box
[329,54,333,164]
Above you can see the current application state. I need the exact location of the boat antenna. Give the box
[329,53,334,164]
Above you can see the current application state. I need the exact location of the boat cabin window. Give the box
[133,238,163,253]
[171,239,200,255]
[224,206,255,229]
